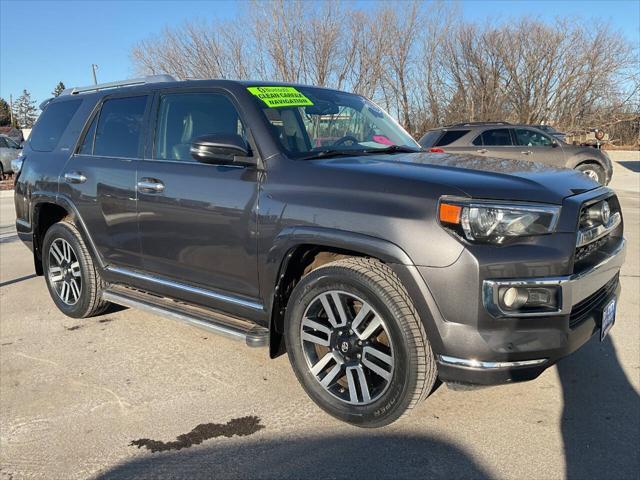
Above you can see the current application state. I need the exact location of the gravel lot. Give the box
[1,152,638,480]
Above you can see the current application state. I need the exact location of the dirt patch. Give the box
[129,416,265,453]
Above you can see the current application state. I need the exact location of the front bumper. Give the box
[419,237,626,386]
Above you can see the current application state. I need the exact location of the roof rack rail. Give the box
[445,121,511,128]
[61,74,176,96]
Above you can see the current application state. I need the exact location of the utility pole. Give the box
[9,94,14,127]
[91,64,99,85]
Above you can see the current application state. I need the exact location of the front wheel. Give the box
[285,257,437,427]
[576,162,606,184]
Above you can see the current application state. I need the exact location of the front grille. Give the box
[575,236,609,262]
[569,273,619,329]
[574,194,621,264]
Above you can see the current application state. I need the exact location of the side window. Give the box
[154,92,246,161]
[435,130,469,147]
[514,128,553,147]
[78,113,98,155]
[29,99,82,152]
[94,96,148,158]
[419,131,441,148]
[0,138,7,148]
[479,129,513,146]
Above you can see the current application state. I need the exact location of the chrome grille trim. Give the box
[576,211,621,248]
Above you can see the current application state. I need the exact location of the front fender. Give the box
[261,226,447,357]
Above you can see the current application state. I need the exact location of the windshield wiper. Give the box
[361,145,423,154]
[297,150,365,161]
[298,145,422,161]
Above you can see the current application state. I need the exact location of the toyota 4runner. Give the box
[13,76,625,427]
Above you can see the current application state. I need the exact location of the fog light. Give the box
[498,285,559,312]
[501,287,528,310]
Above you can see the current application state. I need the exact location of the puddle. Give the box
[129,415,265,453]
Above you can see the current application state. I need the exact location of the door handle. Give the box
[476,149,488,154]
[137,179,165,193]
[521,151,533,155]
[64,172,87,184]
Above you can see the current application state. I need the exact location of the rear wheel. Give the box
[285,257,437,427]
[43,221,110,318]
[576,162,606,184]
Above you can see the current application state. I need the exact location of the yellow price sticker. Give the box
[247,86,314,108]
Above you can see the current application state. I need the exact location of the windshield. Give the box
[248,85,420,158]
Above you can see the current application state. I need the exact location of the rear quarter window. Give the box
[418,131,442,148]
[435,130,470,146]
[29,99,82,152]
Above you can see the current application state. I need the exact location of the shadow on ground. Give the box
[97,433,491,480]
[94,323,639,480]
[558,336,640,479]
[617,161,640,173]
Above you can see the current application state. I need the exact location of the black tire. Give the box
[576,162,606,184]
[42,221,110,318]
[285,257,437,427]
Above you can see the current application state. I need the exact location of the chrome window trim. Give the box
[106,266,264,311]
[483,238,625,318]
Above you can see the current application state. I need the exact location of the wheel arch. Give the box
[566,156,606,171]
[265,227,415,358]
[31,195,104,275]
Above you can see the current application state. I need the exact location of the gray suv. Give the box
[419,122,612,184]
[13,77,625,427]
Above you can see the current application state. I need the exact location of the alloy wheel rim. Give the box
[48,238,82,305]
[300,290,395,405]
[583,169,599,181]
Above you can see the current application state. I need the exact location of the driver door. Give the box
[136,89,261,312]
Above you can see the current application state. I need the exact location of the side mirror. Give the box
[190,134,253,165]
[551,141,559,148]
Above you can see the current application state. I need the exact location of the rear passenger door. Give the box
[471,128,521,160]
[61,94,150,269]
[136,89,260,313]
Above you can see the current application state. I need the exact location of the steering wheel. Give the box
[332,135,360,147]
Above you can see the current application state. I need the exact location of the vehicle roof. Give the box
[426,123,552,132]
[48,78,352,106]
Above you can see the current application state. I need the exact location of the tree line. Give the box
[0,82,66,129]
[131,0,639,145]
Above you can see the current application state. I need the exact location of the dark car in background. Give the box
[419,122,612,184]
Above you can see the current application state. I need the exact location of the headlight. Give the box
[438,198,560,244]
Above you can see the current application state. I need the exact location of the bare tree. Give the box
[130,1,639,144]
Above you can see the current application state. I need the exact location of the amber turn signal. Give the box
[439,203,462,224]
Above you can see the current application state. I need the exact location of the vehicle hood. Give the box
[318,152,599,204]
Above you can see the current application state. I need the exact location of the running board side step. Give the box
[102,285,268,347]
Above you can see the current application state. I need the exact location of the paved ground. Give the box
[1,153,638,480]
